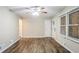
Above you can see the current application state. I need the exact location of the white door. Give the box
[19,19,22,37]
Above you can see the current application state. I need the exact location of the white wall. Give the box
[22,17,52,38]
[22,18,45,37]
[44,20,52,37]
[52,6,79,52]
[0,7,19,52]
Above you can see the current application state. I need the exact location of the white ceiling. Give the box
[7,6,65,19]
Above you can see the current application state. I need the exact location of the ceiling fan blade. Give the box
[41,7,45,10]
[42,12,47,14]
[11,7,30,11]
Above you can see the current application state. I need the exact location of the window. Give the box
[69,26,79,39]
[60,16,66,35]
[60,8,79,43]
[68,10,79,39]
[69,11,79,24]
[61,16,66,25]
[61,26,66,35]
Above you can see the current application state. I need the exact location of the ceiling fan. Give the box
[10,6,48,14]
[11,6,44,11]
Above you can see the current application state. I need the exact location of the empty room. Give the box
[0,6,79,53]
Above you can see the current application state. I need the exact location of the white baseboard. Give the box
[22,36,52,38]
[0,37,20,53]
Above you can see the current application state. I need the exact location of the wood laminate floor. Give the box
[3,37,70,53]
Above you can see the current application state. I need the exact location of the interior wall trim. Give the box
[22,36,52,38]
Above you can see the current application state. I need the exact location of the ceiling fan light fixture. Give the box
[32,12,39,16]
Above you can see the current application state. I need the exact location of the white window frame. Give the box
[60,7,79,43]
